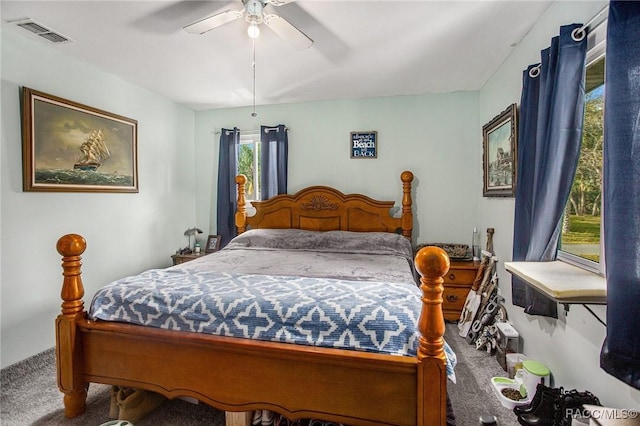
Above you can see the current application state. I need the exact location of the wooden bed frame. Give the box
[55,170,450,425]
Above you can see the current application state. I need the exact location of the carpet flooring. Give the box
[1,323,519,425]
[445,323,520,426]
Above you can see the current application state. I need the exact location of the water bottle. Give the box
[472,227,481,261]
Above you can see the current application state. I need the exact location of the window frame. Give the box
[557,18,607,276]
[238,131,261,202]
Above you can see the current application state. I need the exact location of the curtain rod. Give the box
[577,4,609,36]
[528,5,608,79]
[571,4,609,42]
[214,126,290,135]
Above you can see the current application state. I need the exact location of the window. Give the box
[238,132,261,201]
[558,19,607,275]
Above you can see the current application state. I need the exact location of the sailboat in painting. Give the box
[74,129,110,171]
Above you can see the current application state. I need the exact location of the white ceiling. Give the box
[1,1,553,111]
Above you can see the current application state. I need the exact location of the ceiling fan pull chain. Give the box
[251,37,257,117]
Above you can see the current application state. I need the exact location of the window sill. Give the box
[504,261,607,305]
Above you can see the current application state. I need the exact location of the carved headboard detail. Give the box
[301,195,338,211]
[235,171,414,240]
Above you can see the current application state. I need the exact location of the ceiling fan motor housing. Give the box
[244,0,265,24]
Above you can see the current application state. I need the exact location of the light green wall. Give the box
[194,93,481,246]
[2,0,638,412]
[0,29,196,367]
[478,0,639,410]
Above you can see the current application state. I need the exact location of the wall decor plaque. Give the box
[350,131,377,158]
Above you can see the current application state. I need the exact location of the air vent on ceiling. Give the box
[14,19,72,44]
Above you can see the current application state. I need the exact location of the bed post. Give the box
[414,246,449,426]
[235,174,247,234]
[401,170,413,239]
[55,234,88,418]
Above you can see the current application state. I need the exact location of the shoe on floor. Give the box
[116,388,166,423]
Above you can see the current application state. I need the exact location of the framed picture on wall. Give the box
[21,87,138,193]
[205,235,221,253]
[483,103,518,197]
[350,131,377,158]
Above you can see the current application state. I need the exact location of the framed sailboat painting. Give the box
[21,87,138,193]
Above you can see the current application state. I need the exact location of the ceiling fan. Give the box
[183,0,313,50]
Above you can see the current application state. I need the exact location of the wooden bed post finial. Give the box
[55,234,88,418]
[401,171,413,240]
[414,246,449,361]
[56,234,86,316]
[235,174,247,234]
[414,245,449,426]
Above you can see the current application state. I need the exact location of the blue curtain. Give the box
[216,128,239,248]
[512,24,587,318]
[260,124,288,200]
[600,0,640,390]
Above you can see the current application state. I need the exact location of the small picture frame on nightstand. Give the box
[205,235,221,253]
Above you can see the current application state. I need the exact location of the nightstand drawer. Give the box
[441,260,481,321]
[443,286,471,311]
[444,268,476,285]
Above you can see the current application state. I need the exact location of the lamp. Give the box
[183,227,203,253]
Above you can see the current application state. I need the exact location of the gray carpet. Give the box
[445,323,520,426]
[1,324,519,425]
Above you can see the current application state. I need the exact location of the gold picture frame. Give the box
[21,87,138,193]
[483,103,517,197]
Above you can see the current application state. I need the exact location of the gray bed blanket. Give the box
[178,229,418,285]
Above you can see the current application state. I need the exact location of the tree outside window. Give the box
[238,136,261,201]
[560,56,604,264]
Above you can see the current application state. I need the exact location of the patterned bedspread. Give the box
[89,229,457,381]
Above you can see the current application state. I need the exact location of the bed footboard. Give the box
[55,235,449,425]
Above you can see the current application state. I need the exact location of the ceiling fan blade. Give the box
[183,9,244,34]
[265,0,296,6]
[263,13,313,49]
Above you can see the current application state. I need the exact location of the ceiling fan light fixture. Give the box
[184,0,313,49]
[247,21,260,38]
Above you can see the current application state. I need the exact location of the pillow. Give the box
[227,228,413,258]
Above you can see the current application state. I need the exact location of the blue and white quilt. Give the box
[89,229,457,381]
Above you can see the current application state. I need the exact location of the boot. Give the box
[117,387,166,423]
[517,390,561,426]
[513,384,562,416]
[553,389,601,426]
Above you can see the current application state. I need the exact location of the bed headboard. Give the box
[235,171,414,239]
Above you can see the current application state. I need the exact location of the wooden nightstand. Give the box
[171,251,209,265]
[442,260,481,322]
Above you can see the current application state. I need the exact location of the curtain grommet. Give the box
[529,66,541,78]
[572,27,586,42]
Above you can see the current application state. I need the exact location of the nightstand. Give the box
[171,251,209,265]
[442,260,481,322]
